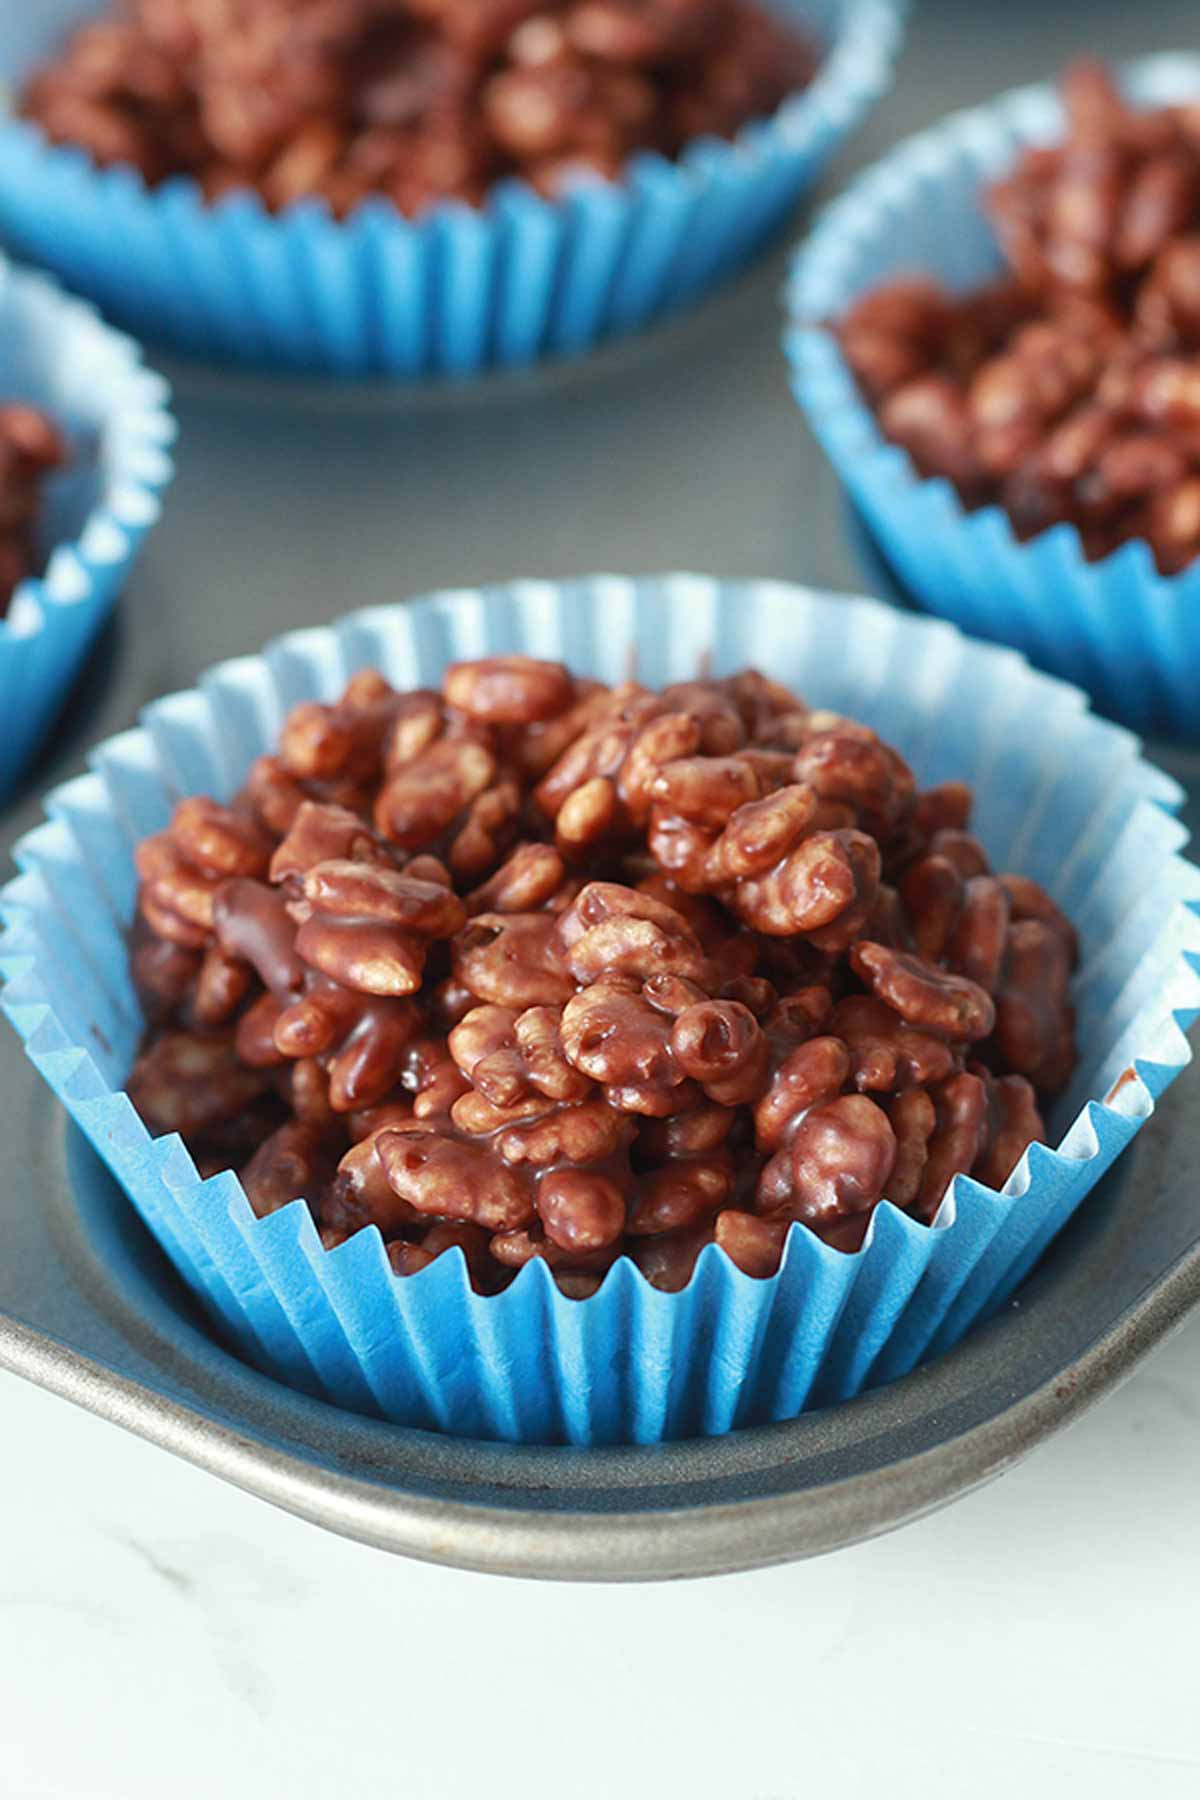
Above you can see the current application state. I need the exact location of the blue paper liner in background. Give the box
[2,577,1198,1445]
[0,254,173,801]
[0,0,903,380]
[786,53,1200,742]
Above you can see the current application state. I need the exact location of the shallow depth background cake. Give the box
[20,0,818,212]
[0,403,67,610]
[0,254,173,794]
[834,61,1200,577]
[787,52,1200,736]
[0,0,901,375]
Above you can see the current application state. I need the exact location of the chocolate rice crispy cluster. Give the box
[22,0,817,215]
[0,405,67,614]
[127,653,1078,1296]
[836,60,1200,576]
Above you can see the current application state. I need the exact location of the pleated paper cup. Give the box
[0,0,903,379]
[0,254,173,799]
[786,53,1200,740]
[2,577,1197,1444]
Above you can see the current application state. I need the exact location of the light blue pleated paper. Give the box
[786,53,1200,741]
[0,0,903,378]
[2,578,1198,1445]
[0,255,173,798]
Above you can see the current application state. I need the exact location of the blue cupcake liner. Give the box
[2,576,1198,1445]
[0,253,173,800]
[786,53,1200,741]
[0,0,903,379]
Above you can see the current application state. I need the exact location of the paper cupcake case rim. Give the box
[0,256,174,794]
[0,0,904,376]
[2,578,1198,1445]
[785,51,1200,737]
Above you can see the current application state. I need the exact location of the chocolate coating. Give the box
[127,654,1075,1294]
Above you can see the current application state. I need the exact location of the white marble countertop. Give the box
[4,1306,1199,1799]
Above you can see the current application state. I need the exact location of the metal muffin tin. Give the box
[1,231,1198,1582]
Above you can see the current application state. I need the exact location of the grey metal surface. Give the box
[0,0,1198,1581]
